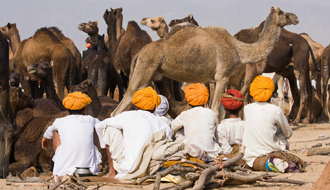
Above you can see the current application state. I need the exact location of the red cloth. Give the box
[221,89,244,110]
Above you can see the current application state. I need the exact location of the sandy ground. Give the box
[1,122,330,189]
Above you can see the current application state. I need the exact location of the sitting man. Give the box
[216,89,245,156]
[42,92,102,177]
[243,75,304,173]
[154,94,172,126]
[171,83,221,158]
[95,87,172,179]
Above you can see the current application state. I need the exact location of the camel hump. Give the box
[48,27,66,40]
[127,21,142,32]
[33,27,61,42]
[164,23,197,41]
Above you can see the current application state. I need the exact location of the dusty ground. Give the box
[1,122,330,189]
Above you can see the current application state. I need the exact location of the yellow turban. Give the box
[184,83,209,106]
[132,87,161,110]
[250,75,275,102]
[62,91,92,110]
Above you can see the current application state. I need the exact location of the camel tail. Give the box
[308,43,321,72]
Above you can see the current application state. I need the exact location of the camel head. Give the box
[110,7,123,20]
[69,79,97,98]
[78,21,99,36]
[27,60,53,80]
[0,23,19,38]
[9,71,20,87]
[168,14,199,27]
[271,7,299,27]
[103,9,117,27]
[141,16,166,30]
[10,86,35,116]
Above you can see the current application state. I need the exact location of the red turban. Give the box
[221,89,244,110]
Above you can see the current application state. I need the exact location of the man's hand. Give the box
[42,137,50,150]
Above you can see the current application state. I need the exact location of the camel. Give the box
[111,7,298,120]
[168,14,199,27]
[27,60,66,110]
[234,15,322,124]
[78,20,124,100]
[104,7,125,48]
[48,27,82,83]
[0,29,15,178]
[320,44,330,121]
[10,27,76,101]
[0,23,20,59]
[10,87,35,117]
[104,8,152,88]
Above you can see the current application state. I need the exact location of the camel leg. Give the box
[287,80,293,113]
[277,76,284,109]
[321,58,329,122]
[211,74,229,123]
[240,63,257,96]
[111,60,159,117]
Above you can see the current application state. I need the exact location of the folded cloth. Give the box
[270,157,289,173]
[265,161,280,172]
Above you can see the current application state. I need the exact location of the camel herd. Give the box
[0,6,330,177]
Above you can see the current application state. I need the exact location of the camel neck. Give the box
[9,32,21,54]
[156,23,169,38]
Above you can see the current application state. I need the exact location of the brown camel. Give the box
[0,23,20,59]
[104,7,125,48]
[78,20,124,100]
[111,7,298,119]
[27,60,66,110]
[0,29,14,178]
[235,19,320,124]
[48,27,82,83]
[320,44,330,121]
[10,27,76,100]
[104,8,152,88]
[10,87,35,117]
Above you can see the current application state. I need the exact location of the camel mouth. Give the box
[78,24,86,31]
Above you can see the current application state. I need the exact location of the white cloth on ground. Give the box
[171,106,221,157]
[43,115,101,176]
[242,102,292,167]
[95,110,172,179]
[216,118,244,155]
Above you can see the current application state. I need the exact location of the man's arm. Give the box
[42,137,50,150]
[276,109,292,139]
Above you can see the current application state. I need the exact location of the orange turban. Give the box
[184,83,209,106]
[62,91,92,110]
[132,87,161,110]
[250,75,275,102]
[221,89,244,110]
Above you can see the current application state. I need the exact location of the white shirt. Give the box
[242,102,292,167]
[43,115,101,176]
[95,110,172,179]
[171,106,221,157]
[216,118,244,154]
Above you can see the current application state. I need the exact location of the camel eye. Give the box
[151,20,154,23]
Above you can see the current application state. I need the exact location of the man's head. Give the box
[62,91,92,114]
[184,83,209,107]
[250,75,275,102]
[132,87,161,112]
[221,89,244,116]
[154,94,169,116]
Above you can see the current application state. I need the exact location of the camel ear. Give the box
[110,8,114,11]
[7,23,11,29]
[270,7,275,13]
[119,7,123,12]
[50,61,54,67]
[189,14,193,19]
[159,16,164,22]
[95,21,99,26]
[275,6,280,13]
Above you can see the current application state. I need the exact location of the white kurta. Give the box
[43,115,102,176]
[242,102,292,167]
[216,118,244,155]
[95,110,172,179]
[171,106,221,157]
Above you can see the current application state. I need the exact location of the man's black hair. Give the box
[68,107,85,115]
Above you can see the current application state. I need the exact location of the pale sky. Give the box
[2,0,330,52]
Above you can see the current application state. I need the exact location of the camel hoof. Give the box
[302,119,310,124]
[291,121,299,126]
